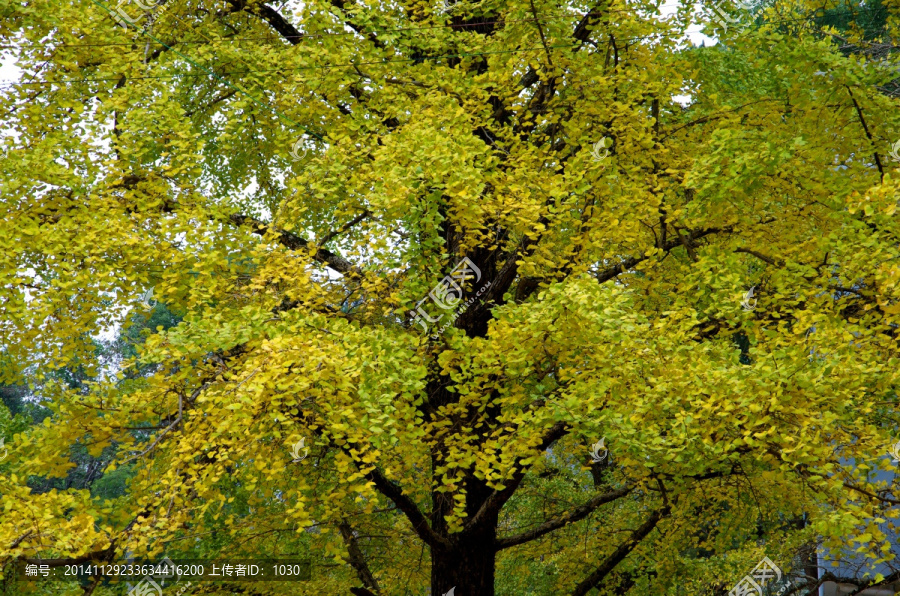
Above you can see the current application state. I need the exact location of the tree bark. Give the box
[430,527,497,596]
[339,520,381,594]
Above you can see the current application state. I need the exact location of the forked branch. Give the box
[359,464,451,549]
[464,421,569,532]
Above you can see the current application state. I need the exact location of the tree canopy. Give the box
[3,0,900,593]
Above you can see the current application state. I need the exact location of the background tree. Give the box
[3,0,900,594]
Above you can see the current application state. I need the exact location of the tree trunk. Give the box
[430,527,497,596]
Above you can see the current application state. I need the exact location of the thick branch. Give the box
[660,464,739,483]
[572,1,607,43]
[593,226,735,285]
[324,434,447,549]
[227,0,384,50]
[465,421,568,532]
[185,89,238,118]
[570,507,668,596]
[229,214,362,276]
[339,520,381,594]
[496,484,634,550]
[674,226,697,262]
[225,0,304,44]
[735,247,784,267]
[658,100,774,141]
[120,392,183,465]
[361,465,451,549]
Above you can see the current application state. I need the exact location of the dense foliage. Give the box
[3,0,900,593]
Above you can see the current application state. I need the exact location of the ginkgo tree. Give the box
[3,0,900,593]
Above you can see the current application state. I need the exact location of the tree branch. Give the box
[339,520,381,594]
[8,531,33,550]
[529,0,554,67]
[226,0,385,50]
[119,398,182,465]
[228,213,363,277]
[846,571,900,596]
[570,506,668,596]
[842,481,900,505]
[515,0,609,90]
[361,465,451,549]
[735,247,784,267]
[225,0,305,44]
[845,85,884,181]
[496,483,634,550]
[318,210,371,247]
[572,1,608,43]
[465,421,568,533]
[592,225,735,285]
